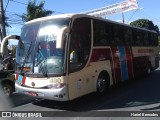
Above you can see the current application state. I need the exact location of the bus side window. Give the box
[93,20,112,46]
[154,34,158,46]
[133,30,143,46]
[124,28,132,45]
[70,34,80,63]
[105,23,112,44]
[113,25,123,45]
[149,33,154,46]
[143,32,149,46]
[69,18,91,73]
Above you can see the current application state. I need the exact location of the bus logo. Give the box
[31,82,35,87]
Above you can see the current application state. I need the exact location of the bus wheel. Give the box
[96,73,109,95]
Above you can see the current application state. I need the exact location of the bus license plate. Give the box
[28,92,38,97]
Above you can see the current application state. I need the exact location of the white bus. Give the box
[1,14,159,101]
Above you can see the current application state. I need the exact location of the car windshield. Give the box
[16,18,70,75]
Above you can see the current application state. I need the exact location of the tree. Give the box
[21,0,53,22]
[130,19,159,34]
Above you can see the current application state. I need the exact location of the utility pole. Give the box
[0,0,6,41]
[0,0,8,60]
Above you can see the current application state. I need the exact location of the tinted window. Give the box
[143,32,149,46]
[69,18,91,72]
[113,25,123,45]
[124,28,132,45]
[93,20,111,46]
[133,30,143,46]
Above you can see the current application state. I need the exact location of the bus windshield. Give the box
[16,18,70,75]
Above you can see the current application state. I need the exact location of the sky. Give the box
[2,0,160,44]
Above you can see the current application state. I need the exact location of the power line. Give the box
[127,8,144,23]
[4,0,9,11]
[9,0,27,5]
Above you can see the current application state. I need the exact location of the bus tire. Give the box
[96,72,109,96]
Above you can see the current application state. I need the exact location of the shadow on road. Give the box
[9,93,36,107]
[32,69,160,111]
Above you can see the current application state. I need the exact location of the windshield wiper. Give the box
[39,58,48,77]
[35,42,48,77]
[20,42,32,74]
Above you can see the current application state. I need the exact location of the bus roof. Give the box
[25,13,157,34]
[25,14,75,25]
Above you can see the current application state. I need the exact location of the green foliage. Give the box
[21,0,53,22]
[130,19,159,34]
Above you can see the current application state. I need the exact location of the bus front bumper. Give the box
[15,82,69,101]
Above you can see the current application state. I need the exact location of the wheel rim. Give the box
[3,87,11,96]
[97,78,106,93]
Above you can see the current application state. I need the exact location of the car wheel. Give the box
[3,84,13,97]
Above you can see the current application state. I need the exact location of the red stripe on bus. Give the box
[90,48,111,62]
[89,48,116,84]
[125,47,133,79]
[15,74,19,80]
[111,46,122,83]
[22,76,26,85]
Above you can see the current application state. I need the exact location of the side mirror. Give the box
[1,35,20,60]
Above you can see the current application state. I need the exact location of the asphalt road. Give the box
[5,67,160,120]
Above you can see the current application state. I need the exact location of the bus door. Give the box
[67,17,93,100]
